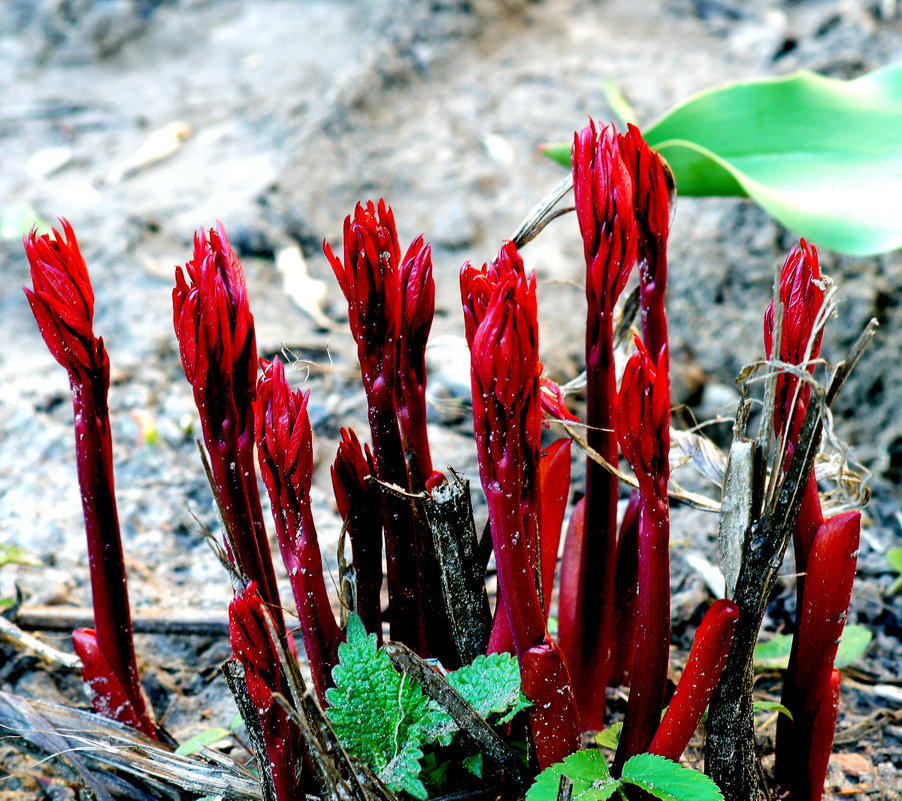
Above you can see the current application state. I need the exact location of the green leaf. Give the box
[0,545,42,568]
[753,633,793,669]
[543,64,902,255]
[621,753,724,801]
[325,614,431,797]
[755,625,871,671]
[0,598,14,611]
[174,728,231,756]
[526,750,620,801]
[834,624,872,668]
[753,701,793,721]
[462,752,483,778]
[421,652,530,746]
[887,548,902,596]
[593,721,623,750]
[229,712,244,732]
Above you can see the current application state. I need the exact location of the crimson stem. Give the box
[255,358,344,704]
[24,221,158,739]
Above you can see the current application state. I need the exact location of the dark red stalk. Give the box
[396,235,435,484]
[613,337,671,772]
[806,670,842,801]
[776,511,860,799]
[24,221,157,739]
[325,201,429,654]
[255,358,343,704]
[649,599,739,761]
[619,124,670,358]
[173,223,284,634]
[229,582,302,801]
[332,427,384,642]
[538,438,572,616]
[560,120,638,728]
[463,248,581,768]
[608,489,641,686]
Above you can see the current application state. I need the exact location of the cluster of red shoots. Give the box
[23,120,857,800]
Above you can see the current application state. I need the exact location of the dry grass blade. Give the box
[564,422,720,512]
[510,175,574,248]
[0,690,261,800]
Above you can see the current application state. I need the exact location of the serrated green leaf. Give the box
[174,728,231,756]
[621,753,724,801]
[379,739,429,800]
[753,701,793,721]
[543,64,902,255]
[593,722,622,750]
[0,544,42,568]
[422,652,530,746]
[753,633,793,669]
[526,750,620,801]
[834,624,872,668]
[326,614,431,792]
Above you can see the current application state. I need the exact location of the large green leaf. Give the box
[621,753,724,801]
[543,64,902,255]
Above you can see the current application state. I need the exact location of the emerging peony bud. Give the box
[173,222,284,636]
[255,358,342,703]
[764,239,825,442]
[229,582,301,801]
[25,221,159,739]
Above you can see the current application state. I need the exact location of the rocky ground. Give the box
[0,1,900,798]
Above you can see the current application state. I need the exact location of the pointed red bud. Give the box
[617,336,670,489]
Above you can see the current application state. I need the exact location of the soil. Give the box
[0,1,900,799]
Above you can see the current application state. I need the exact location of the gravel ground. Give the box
[0,1,900,798]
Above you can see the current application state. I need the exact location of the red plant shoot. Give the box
[173,223,284,635]
[255,358,343,704]
[25,221,158,739]
[649,599,739,761]
[229,582,301,801]
[463,242,581,769]
[332,427,384,641]
[614,335,671,771]
[560,119,637,728]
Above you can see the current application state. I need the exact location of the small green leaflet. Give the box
[527,750,723,801]
[542,64,902,256]
[326,614,528,798]
[175,728,231,756]
[593,722,622,750]
[887,548,902,596]
[754,624,872,670]
[620,753,724,801]
[526,750,620,801]
[0,544,41,568]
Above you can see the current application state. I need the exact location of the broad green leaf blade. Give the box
[753,633,793,669]
[325,613,431,787]
[526,750,620,801]
[621,753,724,801]
[175,728,231,756]
[645,64,902,255]
[0,544,42,568]
[834,623,872,668]
[543,64,902,255]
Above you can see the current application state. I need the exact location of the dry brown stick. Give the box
[385,641,530,791]
[15,605,230,636]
